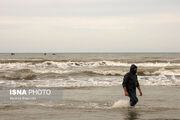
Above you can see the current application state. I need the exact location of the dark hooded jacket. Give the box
[122,64,139,93]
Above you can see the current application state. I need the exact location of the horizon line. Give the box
[0,52,180,54]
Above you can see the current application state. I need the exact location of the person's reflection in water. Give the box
[124,108,140,120]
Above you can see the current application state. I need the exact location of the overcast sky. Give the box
[0,0,180,52]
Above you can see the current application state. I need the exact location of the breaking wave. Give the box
[0,74,180,88]
[0,68,180,81]
[0,58,180,86]
[1,60,180,69]
[0,69,36,80]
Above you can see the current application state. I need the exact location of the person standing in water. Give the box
[122,64,142,106]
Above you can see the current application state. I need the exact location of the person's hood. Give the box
[130,64,137,74]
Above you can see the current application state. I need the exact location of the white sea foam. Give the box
[1,73,180,87]
[103,61,180,67]
[112,100,130,108]
[0,59,180,86]
[1,61,180,69]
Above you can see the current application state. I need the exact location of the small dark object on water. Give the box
[75,63,80,66]
[52,53,56,55]
[44,53,47,55]
[11,53,15,55]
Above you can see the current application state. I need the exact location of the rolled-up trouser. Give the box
[128,91,138,106]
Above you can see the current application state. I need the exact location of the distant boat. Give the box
[11,53,15,55]
[44,53,47,55]
[52,53,56,55]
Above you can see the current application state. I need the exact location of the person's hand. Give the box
[125,91,128,96]
[139,91,142,96]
